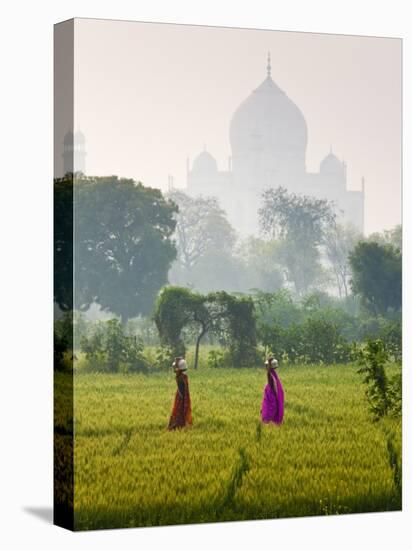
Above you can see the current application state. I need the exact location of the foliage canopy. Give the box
[54,175,178,322]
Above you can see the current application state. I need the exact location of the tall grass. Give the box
[66,362,401,530]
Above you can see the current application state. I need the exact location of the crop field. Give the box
[56,363,401,530]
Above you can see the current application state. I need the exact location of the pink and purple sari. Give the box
[261,368,284,424]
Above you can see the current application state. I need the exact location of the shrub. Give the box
[207,349,229,369]
[300,318,351,364]
[387,372,402,418]
[357,316,386,342]
[80,319,150,373]
[126,316,160,347]
[153,346,176,370]
[379,319,402,362]
[357,316,402,363]
[254,289,302,328]
[260,323,299,364]
[355,339,401,420]
[261,318,351,365]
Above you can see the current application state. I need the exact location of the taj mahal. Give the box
[185,54,365,236]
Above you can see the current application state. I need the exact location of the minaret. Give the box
[62,129,86,175]
[62,130,74,175]
[73,130,86,174]
[361,176,366,235]
[167,174,174,191]
[266,51,271,78]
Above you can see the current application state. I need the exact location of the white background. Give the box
[0,1,409,549]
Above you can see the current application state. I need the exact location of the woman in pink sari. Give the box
[261,357,284,424]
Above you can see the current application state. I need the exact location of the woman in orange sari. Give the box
[168,357,192,430]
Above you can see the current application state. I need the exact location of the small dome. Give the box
[320,151,343,174]
[192,150,218,174]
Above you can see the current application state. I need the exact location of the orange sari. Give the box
[168,373,192,430]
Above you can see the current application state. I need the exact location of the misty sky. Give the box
[72,18,401,234]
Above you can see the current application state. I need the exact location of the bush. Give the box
[207,348,229,368]
[260,323,298,363]
[261,318,351,365]
[387,371,402,418]
[153,346,176,370]
[255,289,402,361]
[126,316,160,347]
[355,339,401,420]
[80,319,150,373]
[379,319,402,362]
[300,319,351,364]
[358,317,402,362]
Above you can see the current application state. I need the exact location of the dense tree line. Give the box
[64,288,401,373]
[54,174,401,374]
[55,176,401,322]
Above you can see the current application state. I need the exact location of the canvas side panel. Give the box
[53,18,75,531]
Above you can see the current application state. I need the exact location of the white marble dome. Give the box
[229,70,308,158]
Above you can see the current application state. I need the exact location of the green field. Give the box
[62,363,401,530]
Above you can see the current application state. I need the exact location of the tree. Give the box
[258,187,335,295]
[236,237,284,292]
[54,175,178,322]
[277,237,330,295]
[154,286,259,369]
[213,291,259,367]
[153,286,206,367]
[168,190,236,285]
[254,289,302,330]
[387,225,402,251]
[349,241,402,315]
[154,286,229,369]
[54,177,74,312]
[368,224,402,252]
[324,223,361,298]
[171,246,246,294]
[190,295,227,371]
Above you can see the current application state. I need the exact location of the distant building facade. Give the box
[186,54,364,235]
